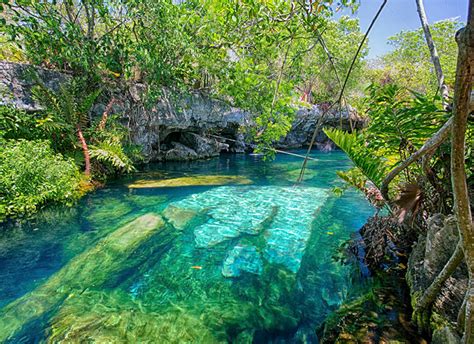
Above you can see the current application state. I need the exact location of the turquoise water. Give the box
[0,151,374,342]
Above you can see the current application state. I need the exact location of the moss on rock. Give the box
[127,175,253,188]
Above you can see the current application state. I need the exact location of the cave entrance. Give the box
[162,131,182,144]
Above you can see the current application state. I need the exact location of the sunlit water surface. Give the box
[0,151,374,342]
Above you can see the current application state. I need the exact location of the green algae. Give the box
[48,290,221,343]
[84,196,135,229]
[127,175,253,188]
[0,213,167,342]
[125,193,168,209]
[283,168,318,182]
[162,205,199,230]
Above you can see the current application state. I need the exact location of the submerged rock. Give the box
[222,245,263,278]
[48,290,220,343]
[127,175,253,188]
[291,323,319,344]
[0,213,170,342]
[193,200,275,247]
[170,185,328,272]
[162,205,198,230]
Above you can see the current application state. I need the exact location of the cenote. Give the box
[0,150,375,342]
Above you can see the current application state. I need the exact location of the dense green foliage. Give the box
[368,19,461,95]
[1,0,365,149]
[0,140,81,221]
[325,82,455,201]
[0,82,138,221]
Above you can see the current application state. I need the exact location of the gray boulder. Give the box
[432,326,461,344]
[180,132,229,158]
[278,104,366,149]
[165,142,199,161]
[407,214,467,331]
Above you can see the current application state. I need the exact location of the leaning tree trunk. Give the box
[77,125,91,176]
[415,0,449,106]
[450,3,474,341]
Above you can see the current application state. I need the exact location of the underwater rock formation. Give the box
[222,244,263,277]
[162,205,198,231]
[170,185,328,272]
[0,213,168,342]
[127,175,253,188]
[47,290,220,343]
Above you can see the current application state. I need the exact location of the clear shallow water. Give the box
[0,150,374,342]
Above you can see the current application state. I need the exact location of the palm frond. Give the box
[324,127,389,187]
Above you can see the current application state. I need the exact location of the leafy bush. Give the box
[0,140,82,221]
[0,105,39,140]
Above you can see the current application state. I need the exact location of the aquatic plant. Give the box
[48,290,221,343]
[127,175,253,189]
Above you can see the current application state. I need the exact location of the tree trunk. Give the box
[98,97,118,130]
[415,0,449,106]
[450,3,474,341]
[77,125,91,176]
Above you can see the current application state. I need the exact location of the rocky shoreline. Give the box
[0,62,365,161]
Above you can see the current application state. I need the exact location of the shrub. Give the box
[0,140,82,221]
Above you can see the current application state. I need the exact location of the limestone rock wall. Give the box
[0,61,365,161]
[0,62,70,111]
[99,84,252,162]
[0,61,251,162]
[276,104,367,150]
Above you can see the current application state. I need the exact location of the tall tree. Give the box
[415,0,449,106]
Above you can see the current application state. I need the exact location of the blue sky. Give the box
[338,0,468,59]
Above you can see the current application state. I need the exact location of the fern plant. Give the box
[365,83,448,157]
[89,140,135,174]
[31,75,139,178]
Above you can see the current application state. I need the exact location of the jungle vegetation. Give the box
[0,0,473,341]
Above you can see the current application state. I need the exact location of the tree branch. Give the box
[380,116,452,201]
[415,0,449,107]
[414,240,464,313]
